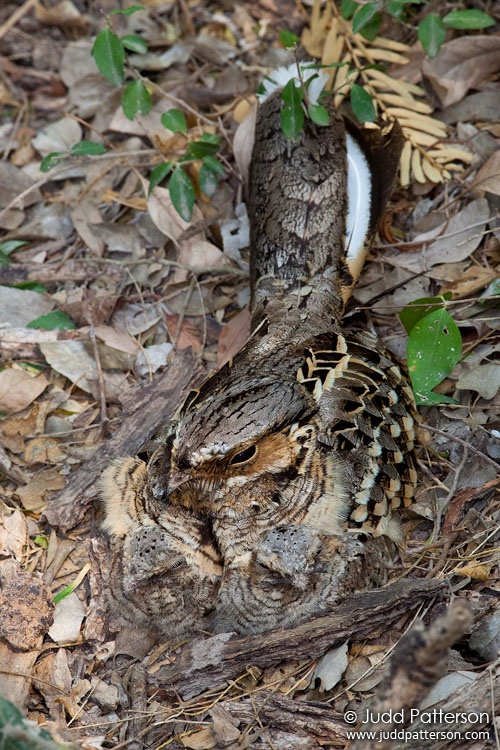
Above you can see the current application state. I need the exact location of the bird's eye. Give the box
[230,445,257,465]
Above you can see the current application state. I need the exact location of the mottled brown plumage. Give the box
[101,457,222,638]
[101,72,417,637]
[213,524,395,633]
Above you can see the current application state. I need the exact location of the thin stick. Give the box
[420,423,500,472]
[0,0,38,41]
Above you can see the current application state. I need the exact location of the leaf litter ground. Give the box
[0,1,499,748]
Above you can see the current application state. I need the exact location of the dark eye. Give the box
[230,445,257,465]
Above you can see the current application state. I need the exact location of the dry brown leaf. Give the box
[210,705,240,746]
[178,239,226,271]
[94,325,140,355]
[472,149,500,197]
[313,641,349,692]
[24,437,67,465]
[135,342,173,377]
[40,340,97,393]
[32,648,72,706]
[439,265,498,299]
[422,36,500,108]
[392,198,490,272]
[48,592,86,644]
[145,177,217,284]
[180,727,215,749]
[453,563,493,581]
[164,314,203,352]
[455,362,500,400]
[0,369,49,414]
[0,286,55,327]
[216,309,251,368]
[15,468,67,511]
[70,202,105,256]
[0,509,27,561]
[233,105,257,187]
[344,654,384,692]
[35,0,88,33]
[0,161,42,211]
[31,116,82,156]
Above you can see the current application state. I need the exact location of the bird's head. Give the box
[146,369,316,513]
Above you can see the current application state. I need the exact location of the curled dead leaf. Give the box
[423,36,500,109]
[472,150,500,197]
[0,369,49,414]
[453,563,493,581]
[217,309,251,368]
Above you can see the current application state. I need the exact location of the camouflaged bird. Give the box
[101,62,417,636]
[213,524,395,634]
[101,457,222,637]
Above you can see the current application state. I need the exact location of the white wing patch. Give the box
[345,133,372,263]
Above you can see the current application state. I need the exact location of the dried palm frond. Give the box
[301,1,473,186]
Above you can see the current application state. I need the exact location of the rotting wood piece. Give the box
[42,348,204,532]
[153,579,444,700]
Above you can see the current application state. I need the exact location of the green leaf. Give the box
[161,108,187,134]
[341,0,359,20]
[418,13,446,58]
[0,240,27,256]
[202,155,225,176]
[40,152,67,172]
[281,77,302,107]
[199,133,221,145]
[121,80,151,120]
[185,139,220,159]
[350,83,376,122]
[308,103,330,126]
[0,252,9,267]
[279,29,300,47]
[480,278,500,300]
[169,166,195,222]
[386,0,408,20]
[148,161,174,194]
[406,308,462,406]
[443,9,495,30]
[198,154,226,196]
[399,295,452,334]
[27,310,77,331]
[0,696,74,750]
[352,2,380,34]
[0,694,25,726]
[92,27,125,86]
[280,79,304,140]
[70,140,107,156]
[53,575,84,603]
[121,33,148,54]
[199,162,218,197]
[14,282,48,293]
[34,534,49,549]
[110,4,144,16]
[281,105,304,140]
[360,13,381,41]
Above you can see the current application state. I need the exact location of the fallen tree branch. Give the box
[154,579,444,700]
[43,349,204,531]
[349,598,475,750]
